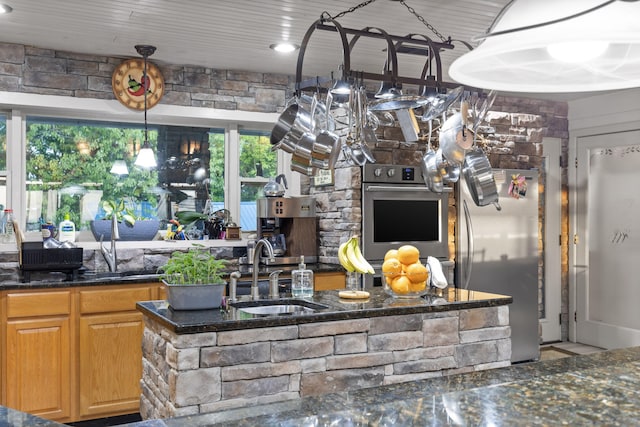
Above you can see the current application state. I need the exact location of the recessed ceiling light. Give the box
[269,42,299,53]
[0,4,12,14]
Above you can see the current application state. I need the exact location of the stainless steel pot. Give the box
[270,103,312,148]
[462,148,501,210]
[420,148,442,193]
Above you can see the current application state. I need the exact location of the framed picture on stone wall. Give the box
[313,169,334,187]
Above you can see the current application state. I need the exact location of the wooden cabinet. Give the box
[78,285,155,419]
[2,290,73,421]
[1,282,161,423]
[315,271,346,291]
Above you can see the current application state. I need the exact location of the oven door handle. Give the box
[364,185,452,192]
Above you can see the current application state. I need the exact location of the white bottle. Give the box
[2,209,15,244]
[58,213,76,243]
[291,256,314,298]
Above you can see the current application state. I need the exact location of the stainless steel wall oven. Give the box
[361,164,451,288]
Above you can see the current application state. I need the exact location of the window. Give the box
[26,117,158,235]
[22,117,281,242]
[238,130,277,231]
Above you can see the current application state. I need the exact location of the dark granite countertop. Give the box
[4,347,640,427]
[0,263,344,291]
[115,346,640,427]
[136,287,512,334]
[0,405,67,427]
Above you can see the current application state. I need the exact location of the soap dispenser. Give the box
[291,256,314,298]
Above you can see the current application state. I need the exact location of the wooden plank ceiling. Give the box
[0,0,511,85]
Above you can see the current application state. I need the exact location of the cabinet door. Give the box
[5,316,72,421]
[315,272,346,290]
[78,311,144,418]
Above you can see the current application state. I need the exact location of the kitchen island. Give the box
[137,287,513,419]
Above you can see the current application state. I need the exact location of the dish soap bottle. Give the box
[58,213,76,243]
[291,256,314,298]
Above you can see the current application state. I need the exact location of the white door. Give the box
[541,138,562,343]
[573,130,640,349]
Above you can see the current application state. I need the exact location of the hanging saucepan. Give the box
[439,111,474,165]
[270,102,312,152]
[298,93,335,132]
[462,147,501,210]
[424,149,443,193]
[314,91,341,169]
[420,120,442,192]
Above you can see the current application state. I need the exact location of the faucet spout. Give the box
[251,238,275,300]
[100,215,119,272]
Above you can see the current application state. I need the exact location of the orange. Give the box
[390,275,411,294]
[382,258,403,281]
[384,249,399,262]
[382,259,402,284]
[397,245,420,265]
[405,262,429,283]
[409,280,427,292]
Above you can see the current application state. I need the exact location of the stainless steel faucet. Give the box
[228,271,242,303]
[251,238,275,300]
[100,214,119,272]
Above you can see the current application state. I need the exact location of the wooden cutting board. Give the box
[338,290,370,299]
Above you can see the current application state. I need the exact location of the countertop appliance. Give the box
[456,168,540,363]
[361,164,453,289]
[240,196,317,265]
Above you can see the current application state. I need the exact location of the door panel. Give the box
[79,312,144,417]
[575,130,640,348]
[541,138,562,342]
[5,317,71,420]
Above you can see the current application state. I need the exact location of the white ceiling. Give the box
[0,0,510,83]
[0,0,608,101]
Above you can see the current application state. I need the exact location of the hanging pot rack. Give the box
[294,16,478,96]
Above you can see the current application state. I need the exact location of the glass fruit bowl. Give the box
[382,270,430,299]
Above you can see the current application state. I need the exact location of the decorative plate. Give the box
[112,58,165,110]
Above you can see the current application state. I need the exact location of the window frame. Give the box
[0,91,299,249]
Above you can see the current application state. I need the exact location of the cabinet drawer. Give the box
[6,290,71,318]
[80,286,154,314]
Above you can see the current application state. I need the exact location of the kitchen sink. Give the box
[230,299,329,317]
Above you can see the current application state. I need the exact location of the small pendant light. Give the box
[134,45,158,169]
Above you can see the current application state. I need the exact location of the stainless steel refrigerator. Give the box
[456,168,540,363]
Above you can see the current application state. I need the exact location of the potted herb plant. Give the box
[158,244,228,310]
[90,199,160,241]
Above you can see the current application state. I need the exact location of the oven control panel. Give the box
[363,164,421,184]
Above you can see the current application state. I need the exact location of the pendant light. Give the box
[134,45,158,169]
[448,0,640,93]
[110,160,129,176]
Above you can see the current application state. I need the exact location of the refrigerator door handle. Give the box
[463,199,474,290]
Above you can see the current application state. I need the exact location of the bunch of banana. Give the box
[338,236,375,274]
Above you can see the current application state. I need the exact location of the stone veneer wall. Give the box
[0,41,570,339]
[140,305,510,419]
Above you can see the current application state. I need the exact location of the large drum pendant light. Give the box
[448,0,640,93]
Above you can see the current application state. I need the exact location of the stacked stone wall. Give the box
[140,306,510,419]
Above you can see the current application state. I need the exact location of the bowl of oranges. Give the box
[381,245,430,298]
